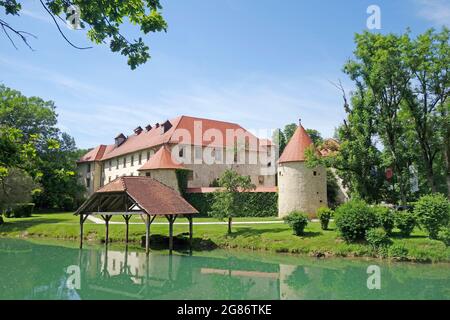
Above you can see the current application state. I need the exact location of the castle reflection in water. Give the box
[1,239,449,300]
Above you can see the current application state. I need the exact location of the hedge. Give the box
[4,203,35,218]
[185,192,278,217]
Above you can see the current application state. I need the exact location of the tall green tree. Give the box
[0,1,167,69]
[305,129,323,146]
[272,128,286,157]
[0,168,39,212]
[0,85,86,210]
[344,31,416,204]
[283,123,297,143]
[208,170,255,234]
[403,28,450,193]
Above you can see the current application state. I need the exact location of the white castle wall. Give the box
[278,162,327,218]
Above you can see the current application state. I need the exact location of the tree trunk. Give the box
[228,217,232,234]
[424,160,437,193]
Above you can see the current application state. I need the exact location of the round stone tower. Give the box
[277,121,327,219]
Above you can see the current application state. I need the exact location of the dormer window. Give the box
[115,133,126,147]
[134,126,143,135]
[161,120,172,133]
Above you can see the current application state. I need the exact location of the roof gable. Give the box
[138,145,185,170]
[83,176,198,215]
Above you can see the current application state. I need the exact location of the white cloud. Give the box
[58,74,349,148]
[416,0,450,26]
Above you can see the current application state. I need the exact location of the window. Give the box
[131,172,134,176]
[131,155,134,166]
[87,163,91,173]
[116,175,118,179]
[313,171,317,176]
[86,177,91,188]
[145,172,150,177]
[108,176,111,183]
[195,146,202,160]
[179,147,184,158]
[116,159,119,169]
[187,171,194,181]
[215,148,222,162]
[109,160,112,171]
[147,151,150,161]
[138,153,142,165]
[123,157,127,168]
[267,161,272,167]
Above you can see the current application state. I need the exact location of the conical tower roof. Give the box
[278,124,315,163]
[138,145,186,170]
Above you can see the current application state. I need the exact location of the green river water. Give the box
[0,238,449,300]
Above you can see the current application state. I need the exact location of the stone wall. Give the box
[277,162,327,218]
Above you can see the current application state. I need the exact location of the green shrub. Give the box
[3,203,34,218]
[394,210,416,237]
[334,199,378,242]
[284,211,309,236]
[316,207,333,230]
[374,206,395,235]
[437,227,450,246]
[414,193,450,239]
[185,192,277,217]
[12,203,34,217]
[365,228,392,249]
[388,244,409,261]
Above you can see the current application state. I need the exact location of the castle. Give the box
[77,115,327,217]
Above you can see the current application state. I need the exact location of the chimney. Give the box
[134,126,143,135]
[115,133,126,147]
[145,124,152,131]
[161,120,172,133]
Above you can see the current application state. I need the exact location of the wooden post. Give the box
[145,215,150,255]
[188,215,193,251]
[123,215,131,244]
[79,214,84,249]
[167,215,176,254]
[102,215,112,245]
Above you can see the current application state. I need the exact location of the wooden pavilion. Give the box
[75,176,198,254]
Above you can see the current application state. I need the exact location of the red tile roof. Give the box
[138,145,186,171]
[278,125,315,163]
[79,115,267,162]
[92,176,198,215]
[77,145,107,163]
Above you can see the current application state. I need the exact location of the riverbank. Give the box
[0,212,448,263]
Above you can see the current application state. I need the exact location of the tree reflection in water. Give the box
[0,239,449,300]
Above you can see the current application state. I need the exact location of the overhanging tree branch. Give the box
[0,18,36,50]
[39,0,92,50]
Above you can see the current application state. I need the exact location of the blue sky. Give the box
[1,0,449,149]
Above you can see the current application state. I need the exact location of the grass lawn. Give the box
[0,212,449,262]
